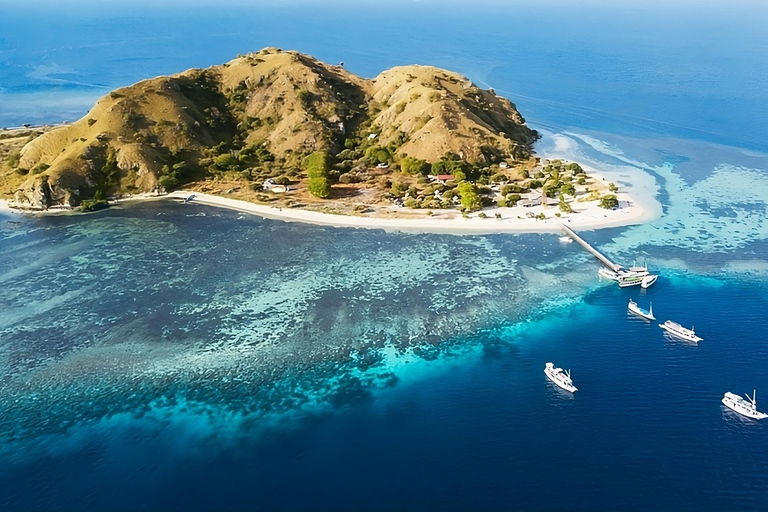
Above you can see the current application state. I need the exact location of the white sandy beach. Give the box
[165,187,658,235]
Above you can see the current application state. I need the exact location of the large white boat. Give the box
[641,275,658,289]
[598,267,620,281]
[659,320,702,342]
[722,390,768,420]
[544,362,578,393]
[628,299,655,320]
[618,275,644,288]
[623,262,650,277]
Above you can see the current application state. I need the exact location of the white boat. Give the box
[559,236,573,243]
[544,362,578,393]
[722,390,768,420]
[641,275,658,289]
[598,267,620,281]
[659,320,702,342]
[628,299,655,320]
[625,261,650,276]
[618,275,644,288]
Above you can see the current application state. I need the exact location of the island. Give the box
[0,48,650,232]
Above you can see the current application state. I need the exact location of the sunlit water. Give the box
[2,2,768,511]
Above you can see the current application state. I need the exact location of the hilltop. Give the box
[1,48,538,209]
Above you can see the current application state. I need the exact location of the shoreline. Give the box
[161,188,657,235]
[1,184,659,236]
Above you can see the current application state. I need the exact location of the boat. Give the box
[544,362,578,393]
[659,320,702,342]
[558,236,573,243]
[722,390,768,420]
[641,275,658,289]
[618,275,644,288]
[628,299,655,320]
[598,267,620,281]
[624,261,650,277]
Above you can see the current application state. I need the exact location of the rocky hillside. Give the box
[6,48,537,208]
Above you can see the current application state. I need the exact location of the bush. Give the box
[390,181,408,196]
[561,183,576,196]
[490,173,508,183]
[15,167,29,176]
[364,146,391,164]
[308,177,331,198]
[304,151,332,198]
[609,182,618,192]
[599,194,619,209]
[566,162,584,174]
[32,163,50,175]
[80,198,109,212]
[577,176,586,185]
[528,180,543,189]
[213,153,239,171]
[401,156,430,176]
[535,171,545,179]
[457,182,480,211]
[87,118,97,127]
[478,212,488,219]
[338,173,360,184]
[274,175,291,185]
[404,197,420,208]
[507,193,521,205]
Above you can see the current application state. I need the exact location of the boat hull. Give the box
[628,304,655,320]
[659,323,702,342]
[544,368,578,393]
[722,397,768,420]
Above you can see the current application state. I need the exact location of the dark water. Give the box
[3,1,768,510]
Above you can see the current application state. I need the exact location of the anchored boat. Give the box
[659,320,702,342]
[544,362,578,393]
[618,275,644,288]
[628,299,655,320]
[598,267,620,281]
[722,390,768,420]
[641,275,658,289]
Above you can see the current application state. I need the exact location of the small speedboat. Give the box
[559,236,573,243]
[641,275,658,289]
[628,299,655,320]
[659,320,702,342]
[722,390,768,420]
[544,362,578,393]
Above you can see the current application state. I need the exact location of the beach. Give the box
[166,188,658,234]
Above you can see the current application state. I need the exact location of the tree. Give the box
[304,151,332,198]
[457,182,480,211]
[566,162,583,173]
[599,194,619,209]
[561,183,576,196]
[401,157,430,176]
[609,182,618,192]
[559,193,573,213]
[507,193,521,205]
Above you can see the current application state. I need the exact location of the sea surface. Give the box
[2,1,768,511]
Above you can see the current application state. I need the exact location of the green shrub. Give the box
[599,194,619,209]
[80,198,109,212]
[507,193,521,205]
[609,182,618,192]
[87,118,97,127]
[457,182,480,211]
[478,212,488,219]
[32,163,50,174]
[401,156,430,176]
[308,177,331,198]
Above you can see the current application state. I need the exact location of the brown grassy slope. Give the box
[10,48,536,208]
[371,65,532,163]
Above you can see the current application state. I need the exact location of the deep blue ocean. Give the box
[2,2,768,511]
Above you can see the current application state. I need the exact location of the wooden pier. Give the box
[560,223,622,271]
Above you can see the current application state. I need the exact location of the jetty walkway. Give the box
[560,223,622,271]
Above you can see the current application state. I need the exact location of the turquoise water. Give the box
[2,1,768,510]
